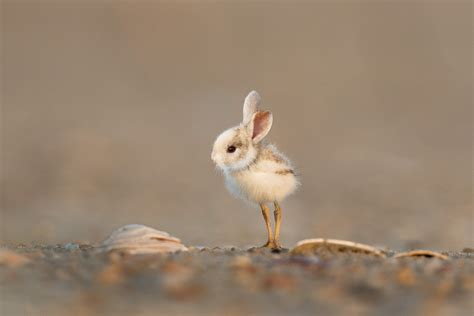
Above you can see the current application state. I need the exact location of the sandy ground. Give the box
[1,244,473,316]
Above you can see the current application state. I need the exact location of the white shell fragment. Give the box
[100,224,188,254]
[291,238,386,257]
[394,250,449,260]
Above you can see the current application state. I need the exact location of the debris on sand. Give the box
[291,238,386,257]
[99,224,188,255]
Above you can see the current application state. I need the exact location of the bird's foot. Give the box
[260,240,282,251]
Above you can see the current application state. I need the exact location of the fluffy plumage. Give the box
[224,144,299,203]
[211,91,299,204]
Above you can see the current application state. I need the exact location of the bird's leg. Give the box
[259,203,275,248]
[273,201,282,249]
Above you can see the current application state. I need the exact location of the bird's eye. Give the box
[227,145,236,153]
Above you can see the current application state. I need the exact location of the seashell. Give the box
[290,238,386,257]
[99,224,188,254]
[394,250,449,260]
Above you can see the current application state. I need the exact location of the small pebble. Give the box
[64,243,80,251]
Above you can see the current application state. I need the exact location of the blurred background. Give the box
[1,1,472,250]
